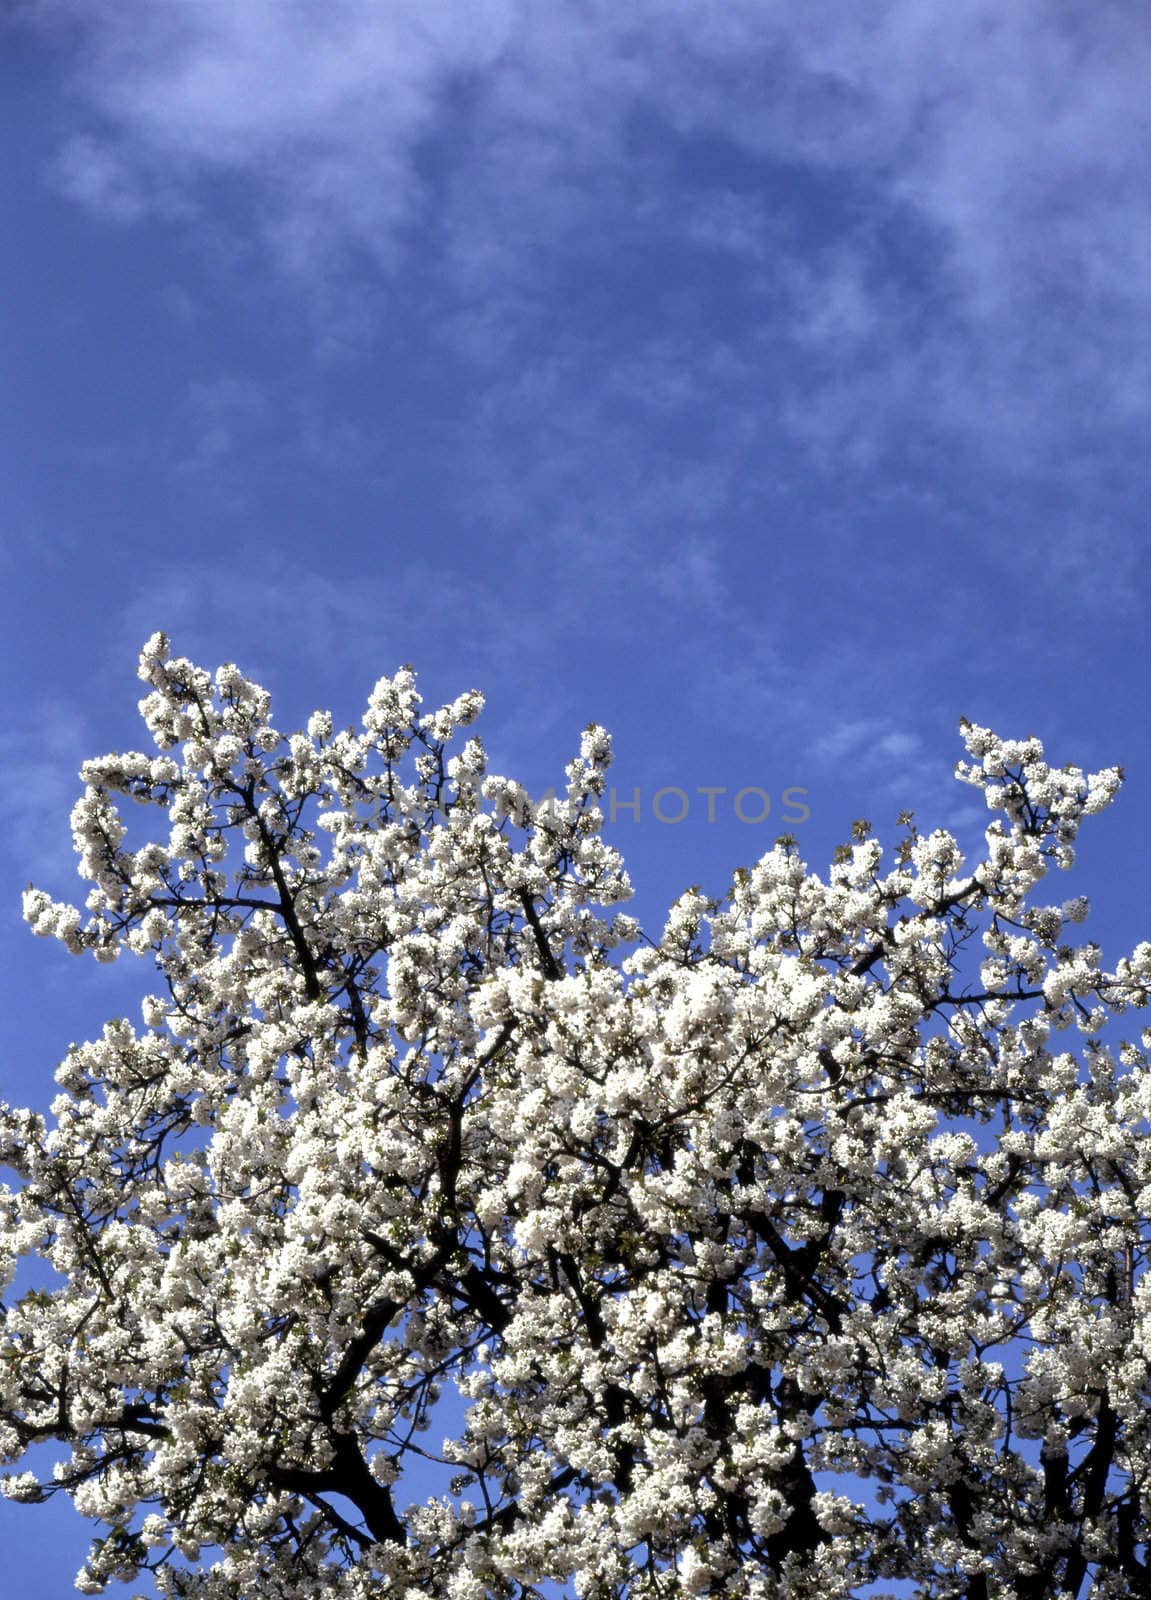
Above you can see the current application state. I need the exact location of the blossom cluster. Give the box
[2,637,1149,1599]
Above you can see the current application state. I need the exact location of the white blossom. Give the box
[1,643,1147,1599]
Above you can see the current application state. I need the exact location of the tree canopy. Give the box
[2,634,1149,1599]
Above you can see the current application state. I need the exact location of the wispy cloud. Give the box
[176,374,269,470]
[13,0,1150,617]
[0,704,93,888]
[50,133,151,222]
[19,2,1149,386]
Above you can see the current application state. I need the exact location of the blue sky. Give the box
[2,1,1150,1591]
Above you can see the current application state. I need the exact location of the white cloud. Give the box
[0,706,92,886]
[26,0,517,268]
[22,2,1148,303]
[14,0,1151,532]
[177,374,269,470]
[811,718,939,790]
[51,133,149,222]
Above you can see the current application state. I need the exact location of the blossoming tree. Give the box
[2,635,1149,1599]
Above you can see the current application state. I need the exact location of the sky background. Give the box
[2,1,1150,1592]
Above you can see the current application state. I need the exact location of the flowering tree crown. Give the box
[2,635,1149,1600]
